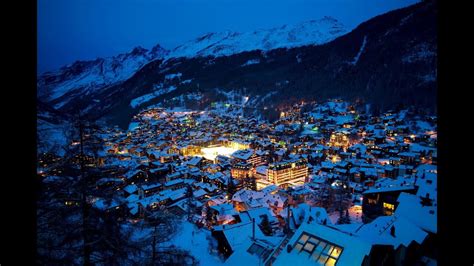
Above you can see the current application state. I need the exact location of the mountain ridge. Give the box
[37,1,437,129]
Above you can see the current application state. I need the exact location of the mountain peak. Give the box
[130,46,148,55]
[167,17,347,60]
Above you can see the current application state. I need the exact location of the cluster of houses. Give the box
[40,99,437,265]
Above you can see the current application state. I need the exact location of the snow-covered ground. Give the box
[37,119,70,156]
[164,219,224,265]
[130,86,177,108]
[328,205,363,224]
[241,59,260,67]
[39,45,168,102]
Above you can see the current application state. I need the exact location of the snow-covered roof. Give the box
[186,156,203,166]
[273,222,372,266]
[279,203,331,228]
[363,176,415,195]
[210,203,237,216]
[193,189,207,198]
[232,189,264,203]
[165,178,185,187]
[256,165,268,175]
[123,184,138,194]
[141,183,162,191]
[232,149,254,160]
[395,192,437,234]
[355,215,428,249]
[244,207,278,224]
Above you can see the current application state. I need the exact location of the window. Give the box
[367,198,377,205]
[383,202,395,215]
[383,202,395,210]
[247,243,271,259]
[293,233,343,265]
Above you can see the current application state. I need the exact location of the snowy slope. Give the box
[167,17,347,59]
[38,45,169,104]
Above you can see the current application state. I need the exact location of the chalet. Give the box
[216,155,231,166]
[242,207,280,234]
[354,215,430,266]
[204,171,227,189]
[165,171,183,182]
[160,153,179,164]
[389,157,401,166]
[164,178,189,191]
[95,177,124,190]
[211,219,281,262]
[192,188,208,200]
[231,162,253,180]
[124,169,148,184]
[362,177,417,222]
[208,203,240,225]
[140,182,163,196]
[92,198,126,216]
[185,156,204,168]
[397,164,414,176]
[279,203,331,230]
[231,149,264,166]
[399,152,419,165]
[148,163,170,181]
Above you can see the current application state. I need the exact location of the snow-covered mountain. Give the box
[167,17,347,59]
[37,1,437,130]
[37,17,346,109]
[38,44,169,107]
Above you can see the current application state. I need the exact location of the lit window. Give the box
[295,243,303,252]
[303,242,315,253]
[325,258,337,266]
[383,202,395,211]
[294,233,343,265]
[330,247,342,259]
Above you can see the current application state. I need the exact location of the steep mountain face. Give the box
[37,1,437,129]
[167,17,347,59]
[37,100,73,155]
[37,44,169,109]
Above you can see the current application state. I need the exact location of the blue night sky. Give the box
[38,0,419,74]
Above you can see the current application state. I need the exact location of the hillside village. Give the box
[38,99,437,265]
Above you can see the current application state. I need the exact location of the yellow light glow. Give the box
[200,146,240,160]
[383,202,395,210]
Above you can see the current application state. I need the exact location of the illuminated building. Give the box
[362,181,417,222]
[256,179,273,191]
[268,158,309,187]
[228,140,250,150]
[231,162,253,179]
[180,145,202,156]
[329,131,350,149]
[231,149,264,166]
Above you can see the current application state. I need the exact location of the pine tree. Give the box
[259,215,273,236]
[227,176,236,198]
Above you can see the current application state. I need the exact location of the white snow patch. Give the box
[165,73,182,80]
[241,59,260,67]
[402,43,436,63]
[350,36,367,65]
[130,86,177,108]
